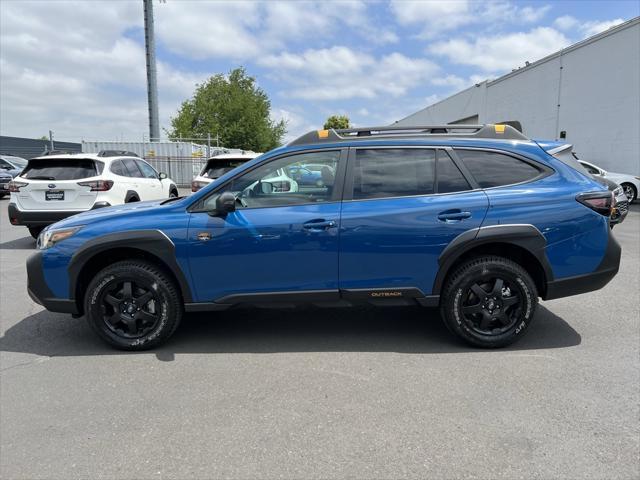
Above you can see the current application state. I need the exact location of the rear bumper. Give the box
[26,251,79,314]
[544,228,621,300]
[8,202,110,227]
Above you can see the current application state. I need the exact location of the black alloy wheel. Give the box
[100,279,160,338]
[461,277,522,335]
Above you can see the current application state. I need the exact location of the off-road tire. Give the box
[440,255,538,348]
[84,260,182,350]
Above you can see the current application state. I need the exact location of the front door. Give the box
[339,147,489,296]
[187,149,346,302]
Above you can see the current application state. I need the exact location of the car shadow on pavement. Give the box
[0,305,581,360]
[0,235,35,250]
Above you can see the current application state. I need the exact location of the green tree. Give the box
[323,115,350,130]
[39,135,48,141]
[169,67,286,151]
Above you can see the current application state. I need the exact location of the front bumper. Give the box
[8,202,110,227]
[544,227,621,300]
[26,251,79,314]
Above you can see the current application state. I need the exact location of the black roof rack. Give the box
[288,124,529,146]
[97,150,139,158]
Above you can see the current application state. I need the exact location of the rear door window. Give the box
[437,150,471,193]
[455,150,542,188]
[122,158,144,178]
[20,159,98,180]
[110,160,127,176]
[352,149,435,199]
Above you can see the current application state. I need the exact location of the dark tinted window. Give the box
[110,160,126,176]
[203,158,248,178]
[122,158,144,178]
[456,150,541,188]
[437,150,471,193]
[20,159,97,180]
[136,160,158,179]
[353,149,435,199]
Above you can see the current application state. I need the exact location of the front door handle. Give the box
[303,219,337,231]
[437,210,472,222]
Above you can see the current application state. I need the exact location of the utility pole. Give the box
[143,0,160,142]
[49,130,54,151]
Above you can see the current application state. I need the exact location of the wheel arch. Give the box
[68,230,193,314]
[125,190,139,202]
[434,224,552,299]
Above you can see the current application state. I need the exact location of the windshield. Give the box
[21,158,99,180]
[3,156,28,168]
[202,159,248,178]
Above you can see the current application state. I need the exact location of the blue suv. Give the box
[27,125,621,350]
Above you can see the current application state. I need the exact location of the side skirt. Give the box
[184,288,440,312]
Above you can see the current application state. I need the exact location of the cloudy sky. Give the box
[1,0,637,144]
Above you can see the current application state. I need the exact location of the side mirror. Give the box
[158,172,167,180]
[258,181,273,194]
[212,191,236,216]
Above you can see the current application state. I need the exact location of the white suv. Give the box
[191,152,261,192]
[8,151,178,238]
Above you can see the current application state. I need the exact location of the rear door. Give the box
[15,158,101,211]
[339,147,489,296]
[121,158,148,199]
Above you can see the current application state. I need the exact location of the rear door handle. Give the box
[303,219,337,231]
[437,210,472,222]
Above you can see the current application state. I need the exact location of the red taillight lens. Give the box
[576,191,614,216]
[8,181,27,192]
[191,180,208,192]
[77,180,114,191]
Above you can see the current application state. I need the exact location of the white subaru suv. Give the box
[8,151,178,238]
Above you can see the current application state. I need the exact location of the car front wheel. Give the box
[440,256,538,348]
[621,183,637,203]
[84,260,182,350]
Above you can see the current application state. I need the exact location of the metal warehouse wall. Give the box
[396,17,640,175]
[0,135,81,159]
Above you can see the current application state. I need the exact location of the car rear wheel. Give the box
[28,226,44,239]
[621,183,637,203]
[440,256,538,348]
[84,260,182,350]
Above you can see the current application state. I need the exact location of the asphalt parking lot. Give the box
[0,198,638,480]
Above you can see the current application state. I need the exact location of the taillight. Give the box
[8,181,27,192]
[191,180,208,192]
[77,180,114,191]
[576,191,614,216]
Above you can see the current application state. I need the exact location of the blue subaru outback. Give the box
[26,124,621,350]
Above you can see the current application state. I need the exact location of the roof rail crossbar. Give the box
[288,123,528,146]
[97,150,140,158]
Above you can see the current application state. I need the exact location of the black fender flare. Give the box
[67,229,193,305]
[125,190,139,202]
[432,224,553,295]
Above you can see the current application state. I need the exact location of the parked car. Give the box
[0,154,28,177]
[540,142,628,227]
[27,124,620,350]
[191,152,260,192]
[577,159,639,203]
[8,151,178,238]
[0,171,13,198]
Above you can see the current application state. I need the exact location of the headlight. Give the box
[38,226,82,250]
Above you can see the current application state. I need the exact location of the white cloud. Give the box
[579,18,625,37]
[429,27,570,72]
[553,15,580,31]
[260,47,439,100]
[390,0,551,37]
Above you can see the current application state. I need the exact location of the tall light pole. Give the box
[143,0,160,142]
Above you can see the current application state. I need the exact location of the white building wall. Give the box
[396,18,640,175]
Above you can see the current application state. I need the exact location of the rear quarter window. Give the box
[455,149,542,188]
[20,158,98,180]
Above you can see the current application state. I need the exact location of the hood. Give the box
[49,198,186,229]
